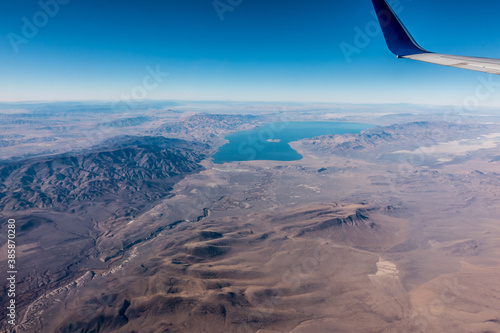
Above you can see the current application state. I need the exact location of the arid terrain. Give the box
[1,102,500,332]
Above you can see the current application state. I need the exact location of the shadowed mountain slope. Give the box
[0,136,208,211]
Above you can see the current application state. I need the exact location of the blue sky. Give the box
[2,0,500,107]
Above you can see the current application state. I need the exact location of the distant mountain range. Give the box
[149,114,261,145]
[299,121,496,153]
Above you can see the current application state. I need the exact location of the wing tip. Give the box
[371,0,430,56]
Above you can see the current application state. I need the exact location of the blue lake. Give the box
[212,121,372,164]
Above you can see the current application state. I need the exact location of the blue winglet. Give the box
[371,0,430,56]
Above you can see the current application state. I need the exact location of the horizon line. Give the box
[0,99,491,109]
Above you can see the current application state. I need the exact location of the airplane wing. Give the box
[372,0,500,75]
